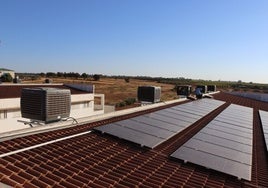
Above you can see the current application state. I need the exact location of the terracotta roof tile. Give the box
[53,170,69,179]
[58,180,80,188]
[0,165,13,177]
[14,162,29,172]
[6,163,21,174]
[116,179,138,187]
[65,177,86,187]
[22,181,40,188]
[32,166,48,176]
[91,179,112,187]
[0,177,18,187]
[25,168,42,178]
[72,173,91,185]
[17,171,33,182]
[9,174,26,185]
[50,184,66,188]
[58,167,76,178]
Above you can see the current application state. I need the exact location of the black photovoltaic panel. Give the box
[96,123,164,147]
[132,115,185,132]
[171,104,253,180]
[259,110,268,150]
[94,99,225,148]
[116,119,175,139]
[194,132,252,154]
[205,123,252,139]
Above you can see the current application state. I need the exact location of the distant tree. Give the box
[124,77,130,83]
[40,72,46,77]
[74,72,80,79]
[31,76,38,81]
[46,72,56,77]
[81,73,88,80]
[93,74,101,81]
[57,72,64,77]
[65,72,80,78]
[0,73,13,82]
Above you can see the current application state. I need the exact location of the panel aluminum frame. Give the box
[259,110,268,151]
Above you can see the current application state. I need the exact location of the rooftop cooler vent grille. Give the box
[21,88,71,123]
[177,85,192,96]
[138,86,161,103]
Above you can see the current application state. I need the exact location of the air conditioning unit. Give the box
[21,88,71,123]
[207,85,217,92]
[137,86,161,103]
[177,85,192,96]
[196,85,208,94]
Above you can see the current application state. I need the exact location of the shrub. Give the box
[93,74,101,81]
[0,73,13,82]
[125,98,136,105]
[116,101,126,108]
[115,98,136,108]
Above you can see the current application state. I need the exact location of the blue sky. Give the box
[0,0,267,83]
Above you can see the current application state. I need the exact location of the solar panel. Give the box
[171,104,253,180]
[259,110,268,150]
[96,123,164,148]
[205,123,252,139]
[116,119,175,139]
[94,99,225,148]
[132,116,185,132]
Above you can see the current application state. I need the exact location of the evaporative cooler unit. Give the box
[177,85,192,96]
[207,85,217,92]
[196,85,208,94]
[137,86,161,103]
[21,88,71,123]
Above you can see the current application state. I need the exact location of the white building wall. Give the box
[0,70,15,79]
[0,94,105,133]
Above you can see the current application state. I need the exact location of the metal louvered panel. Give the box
[21,88,71,123]
[45,89,71,122]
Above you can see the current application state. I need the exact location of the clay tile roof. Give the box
[0,92,268,187]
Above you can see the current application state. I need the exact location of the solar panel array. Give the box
[171,104,253,181]
[259,110,268,151]
[94,99,225,148]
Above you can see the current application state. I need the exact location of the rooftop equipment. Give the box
[45,78,53,83]
[177,85,192,96]
[196,85,207,94]
[21,88,71,123]
[137,86,161,103]
[207,85,217,92]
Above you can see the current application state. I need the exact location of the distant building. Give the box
[0,68,15,79]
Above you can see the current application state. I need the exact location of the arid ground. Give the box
[24,77,178,106]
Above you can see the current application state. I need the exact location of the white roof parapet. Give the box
[64,83,95,93]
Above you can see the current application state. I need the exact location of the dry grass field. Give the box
[24,77,178,106]
[93,78,178,105]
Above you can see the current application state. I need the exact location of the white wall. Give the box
[0,94,105,133]
[0,70,15,79]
